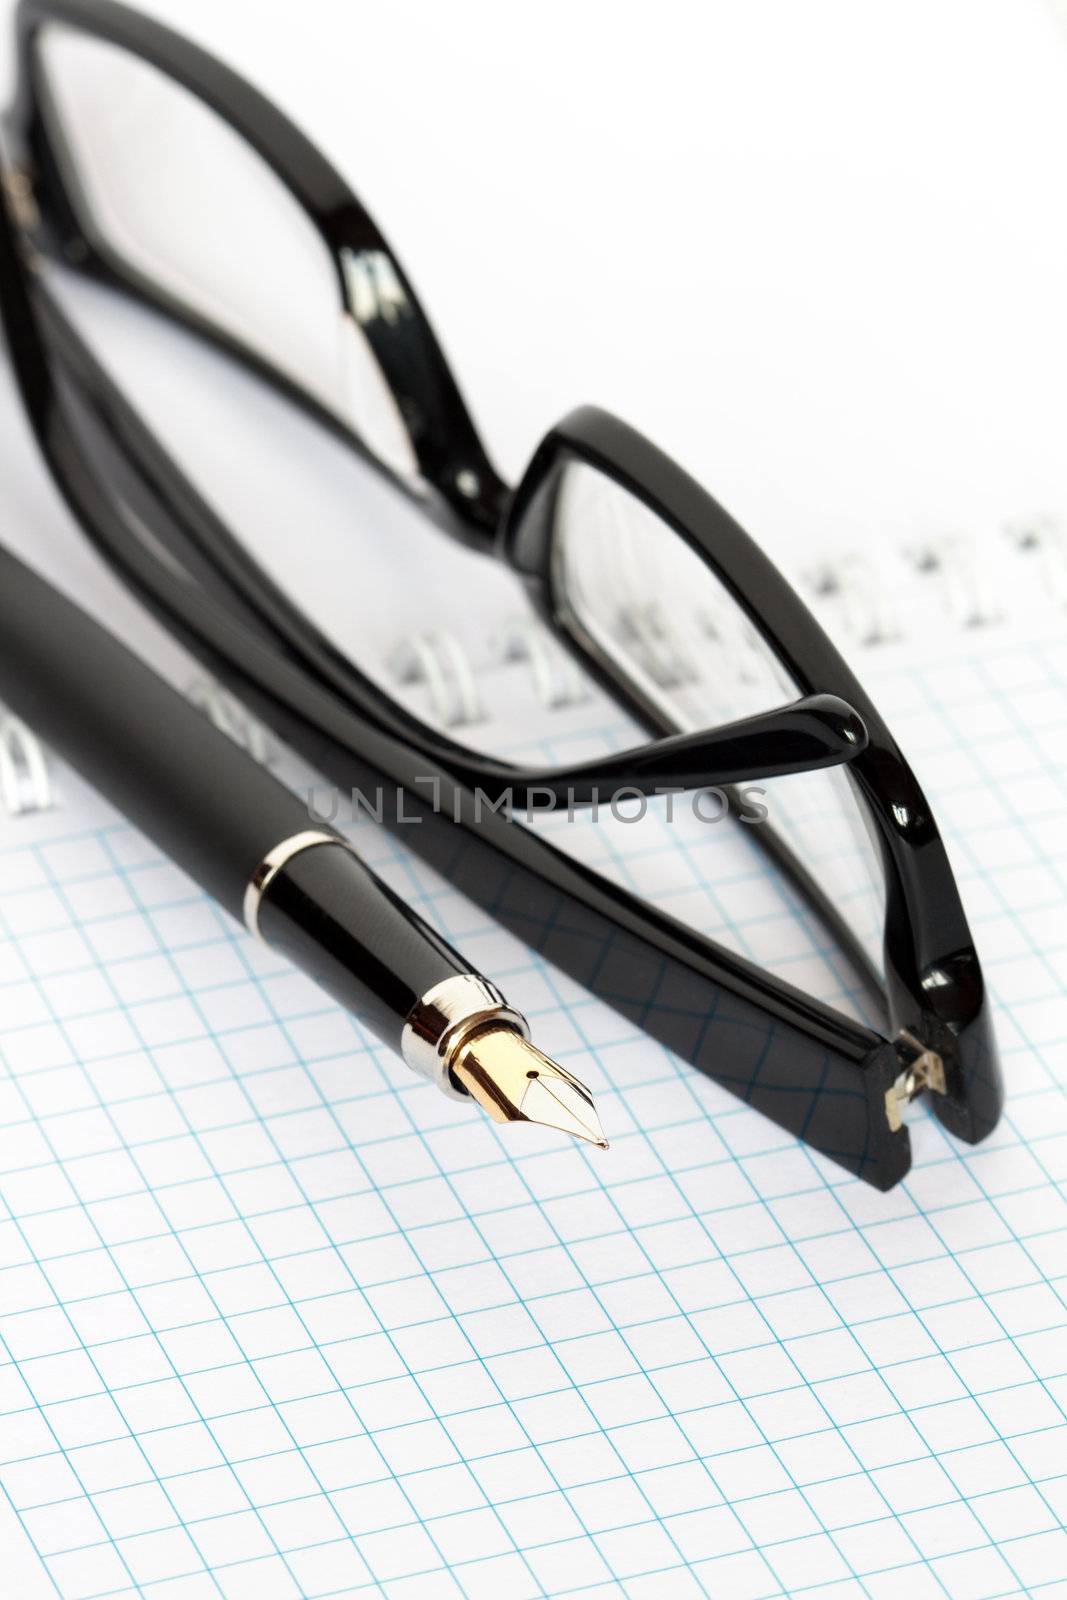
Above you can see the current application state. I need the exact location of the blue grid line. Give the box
[97,832,607,1600]
[3,1301,1064,1429]
[526,966,951,1596]
[89,835,556,1600]
[389,834,937,1595]
[198,875,718,1595]
[521,640,1067,1587]
[7,1407,1066,1536]
[5,1190,1065,1345]
[0,874,323,1598]
[1,635,1065,1598]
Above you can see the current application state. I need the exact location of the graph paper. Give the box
[1,561,1065,1600]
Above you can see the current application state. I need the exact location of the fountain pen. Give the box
[0,548,607,1149]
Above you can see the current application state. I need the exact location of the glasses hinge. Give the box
[885,1029,947,1133]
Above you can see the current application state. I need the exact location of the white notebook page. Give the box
[1,480,1064,1600]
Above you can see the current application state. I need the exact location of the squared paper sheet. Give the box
[1,613,1065,1600]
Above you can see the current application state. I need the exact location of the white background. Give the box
[2,0,1066,567]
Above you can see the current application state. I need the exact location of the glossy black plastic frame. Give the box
[506,410,1002,1153]
[8,0,509,544]
[3,0,919,979]
[0,0,1003,1187]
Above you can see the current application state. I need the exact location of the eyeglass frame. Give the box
[0,0,1003,1188]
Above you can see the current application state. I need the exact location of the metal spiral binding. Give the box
[1004,514,1067,610]
[803,554,904,648]
[391,619,598,728]
[494,619,590,711]
[186,678,277,767]
[389,631,486,728]
[614,598,700,691]
[388,511,1067,735]
[801,517,1067,650]
[7,513,1060,830]
[0,712,55,818]
[0,679,275,828]
[904,536,1004,631]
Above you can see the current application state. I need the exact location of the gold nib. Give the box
[451,1027,608,1149]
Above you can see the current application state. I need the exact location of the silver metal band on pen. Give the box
[243,829,350,939]
[243,831,532,1101]
[401,974,529,1100]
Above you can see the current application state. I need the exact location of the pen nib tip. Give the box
[451,1029,608,1150]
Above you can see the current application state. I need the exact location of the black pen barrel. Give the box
[0,550,469,1050]
[0,549,305,918]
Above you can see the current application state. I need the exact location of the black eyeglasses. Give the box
[0,0,1002,1188]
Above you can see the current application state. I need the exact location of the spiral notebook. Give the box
[1,509,1066,1600]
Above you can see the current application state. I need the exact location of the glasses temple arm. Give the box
[505,694,867,804]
